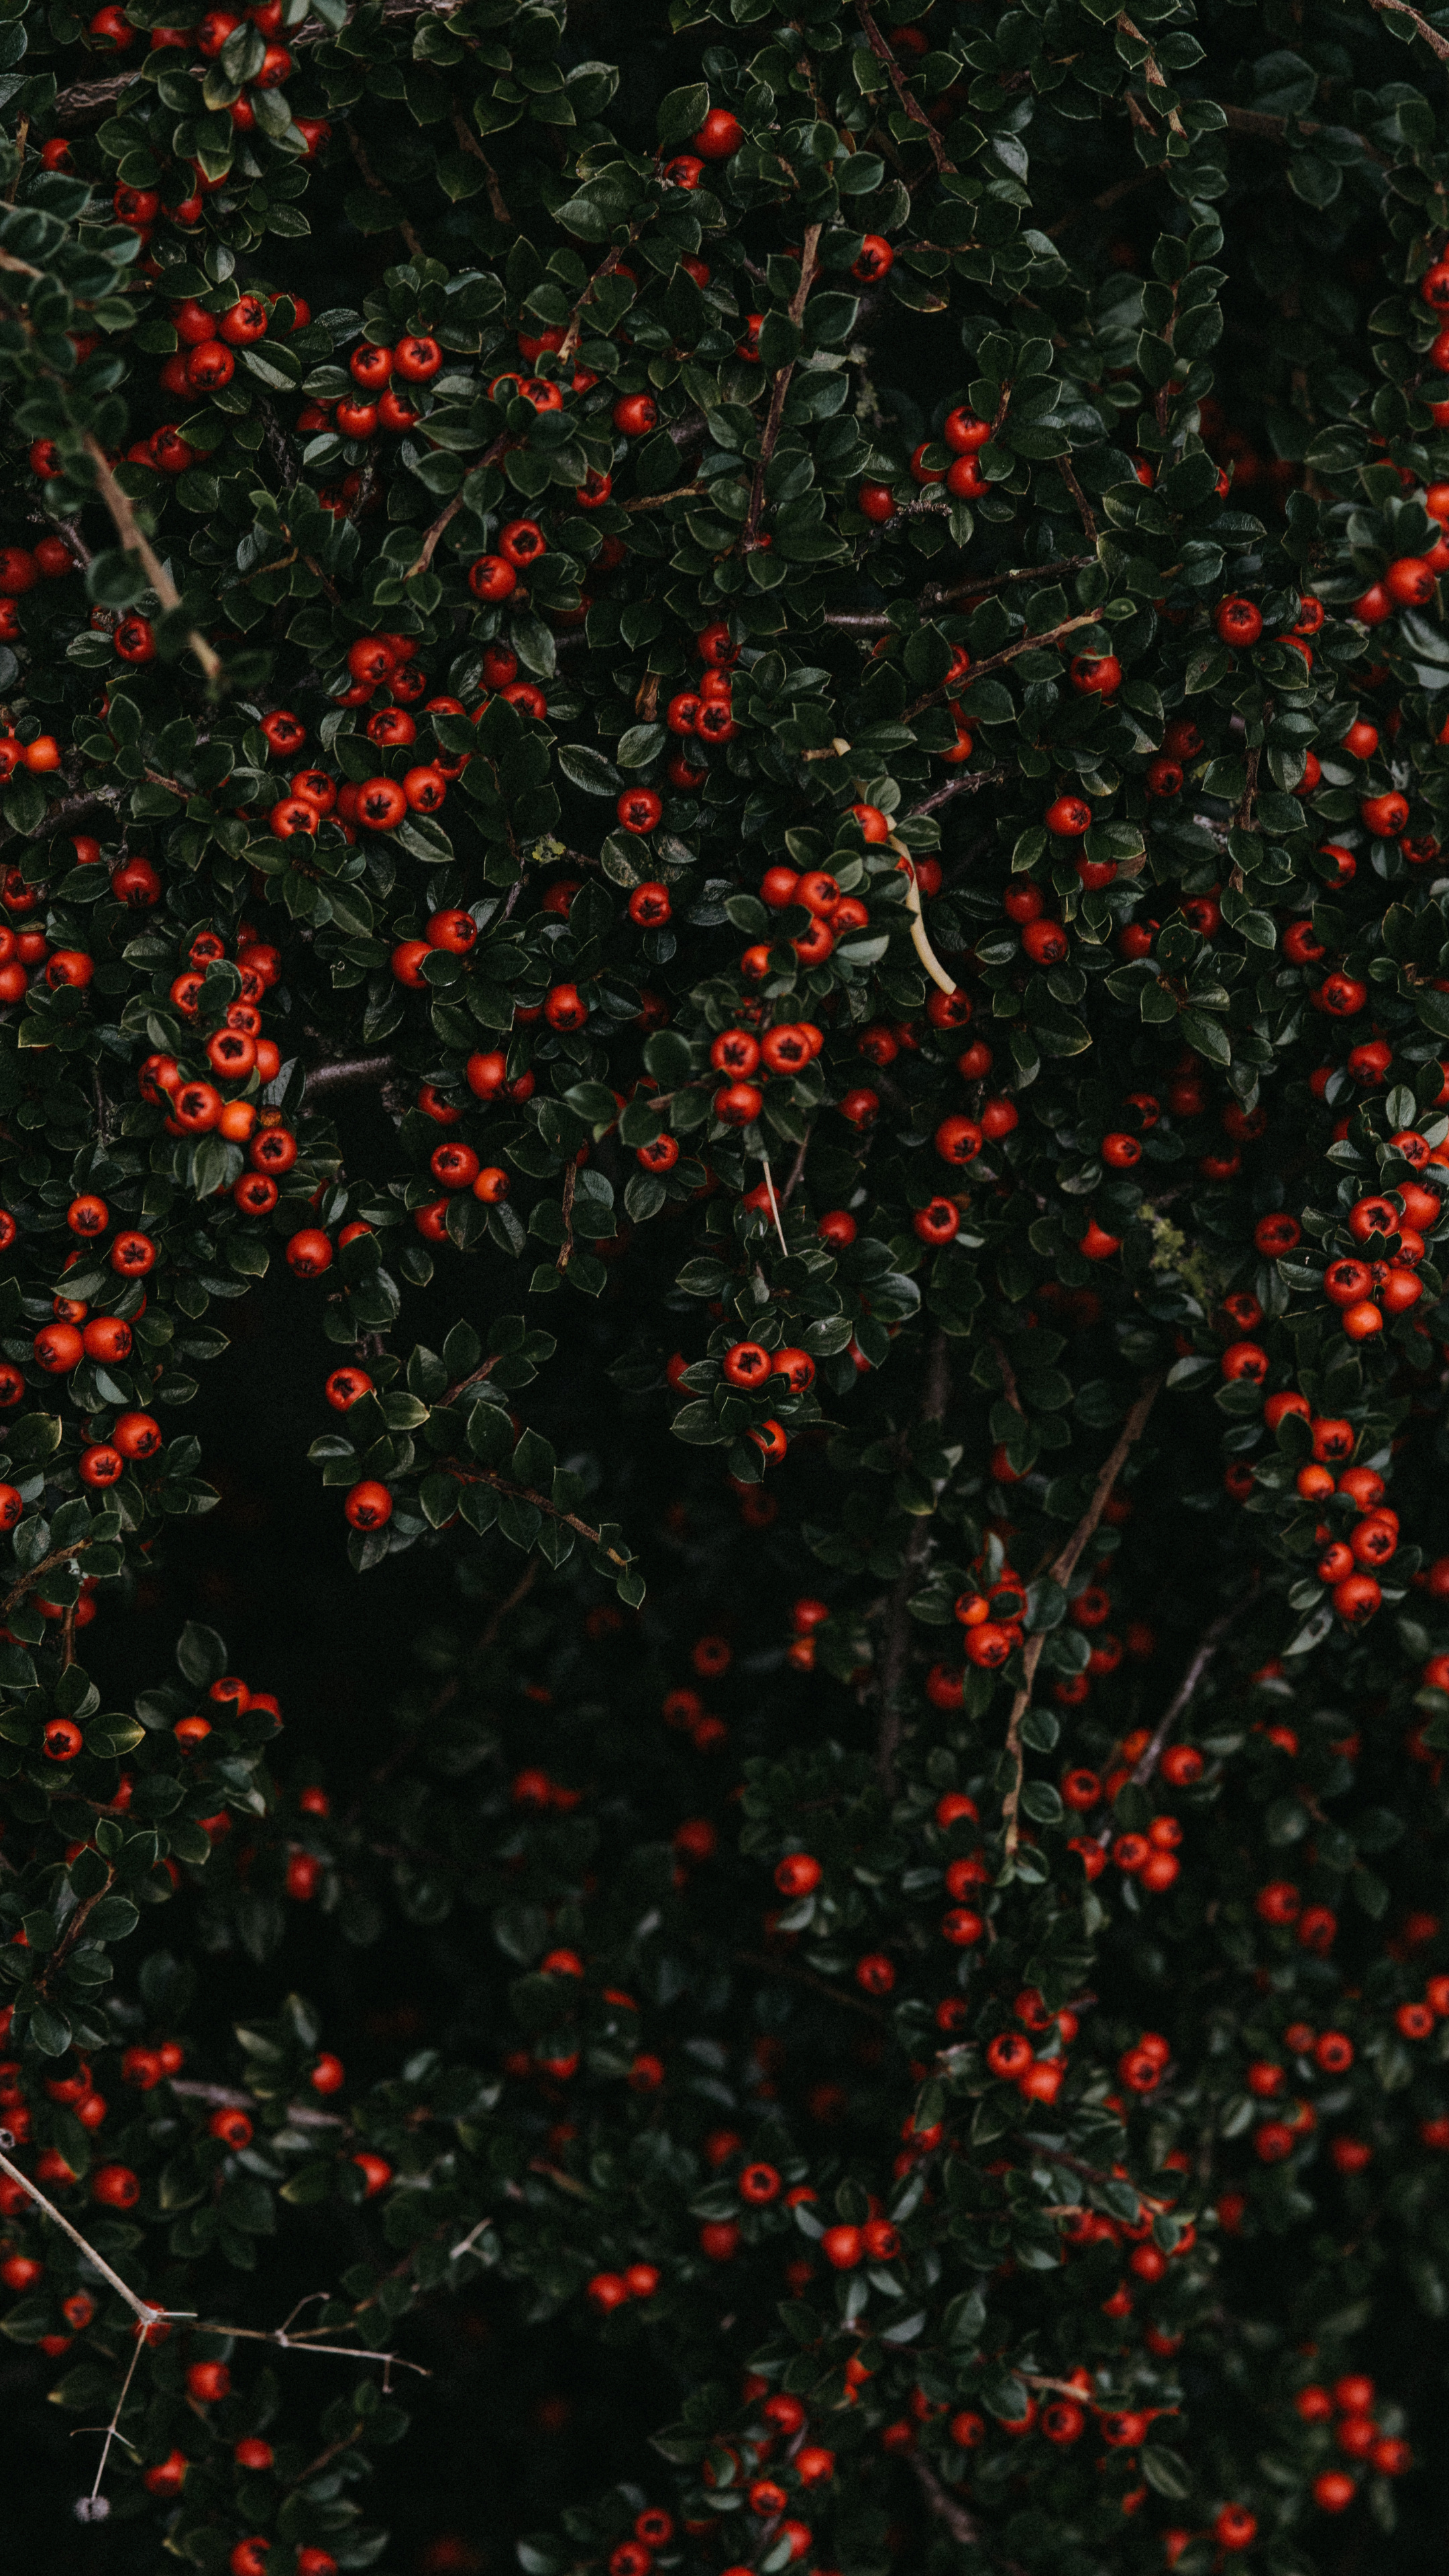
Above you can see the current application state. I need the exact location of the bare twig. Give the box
[403,429,511,580]
[624,480,708,513]
[195,2316,431,2377]
[34,1864,115,1997]
[856,0,957,174]
[73,2310,148,2520]
[906,770,1008,818]
[4,118,27,207]
[827,555,1097,631]
[1000,1379,1163,1864]
[303,1053,396,1103]
[989,1336,1024,1415]
[912,2454,980,2542]
[1218,102,1387,162]
[453,1459,632,1574]
[38,515,92,573]
[744,223,822,550]
[170,2078,343,2129]
[4,1537,92,1616]
[555,1159,577,1273]
[780,1126,813,1206]
[345,123,424,256]
[902,611,1102,723]
[475,1560,537,1652]
[559,236,641,369]
[894,846,959,996]
[1117,14,1187,134]
[254,393,299,494]
[1129,1602,1244,1792]
[1059,460,1099,544]
[1366,0,1449,60]
[82,439,221,685]
[449,110,511,221]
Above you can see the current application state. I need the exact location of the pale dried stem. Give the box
[83,437,221,684]
[0,2141,165,2326]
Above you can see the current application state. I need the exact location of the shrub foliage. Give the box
[1,0,1448,2567]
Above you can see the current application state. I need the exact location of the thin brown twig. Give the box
[4,118,27,207]
[1129,1601,1244,1793]
[345,123,423,257]
[449,110,511,221]
[34,1863,115,1996]
[759,1155,790,1256]
[1000,1378,1162,1864]
[902,611,1103,722]
[555,1159,577,1273]
[1045,162,1165,241]
[82,439,221,685]
[906,769,1008,818]
[452,1460,631,1574]
[912,2454,980,2542]
[170,2078,342,2129]
[624,480,708,513]
[3,1537,92,1616]
[989,1337,1024,1415]
[404,430,511,580]
[286,2424,368,2492]
[559,235,640,369]
[474,1560,538,1652]
[1059,460,1099,543]
[855,0,957,174]
[1366,0,1449,60]
[744,222,822,549]
[1218,102,1387,162]
[779,1126,813,1206]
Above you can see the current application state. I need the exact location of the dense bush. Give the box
[4,0,1449,2567]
